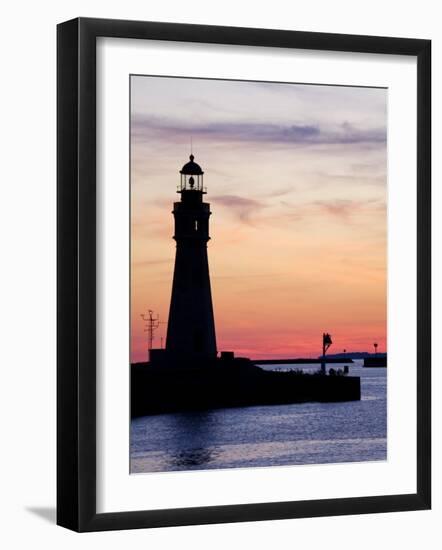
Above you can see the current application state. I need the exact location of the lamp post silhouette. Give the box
[321,332,333,375]
[374,342,378,355]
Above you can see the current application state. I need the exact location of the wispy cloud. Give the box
[132,117,386,147]
[314,199,367,219]
[314,198,385,218]
[259,186,296,199]
[260,198,386,227]
[211,195,266,223]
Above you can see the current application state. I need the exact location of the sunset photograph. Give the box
[129,75,387,474]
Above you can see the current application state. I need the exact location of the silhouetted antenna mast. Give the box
[140,310,162,356]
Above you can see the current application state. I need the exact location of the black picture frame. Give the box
[57,17,431,532]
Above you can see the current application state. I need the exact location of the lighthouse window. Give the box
[195,220,198,231]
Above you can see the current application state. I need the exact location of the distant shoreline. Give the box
[252,358,354,365]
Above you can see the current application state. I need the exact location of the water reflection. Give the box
[131,363,387,473]
[171,447,215,467]
[165,410,218,469]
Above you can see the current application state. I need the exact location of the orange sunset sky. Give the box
[130,76,387,363]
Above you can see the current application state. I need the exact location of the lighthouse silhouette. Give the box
[165,154,217,363]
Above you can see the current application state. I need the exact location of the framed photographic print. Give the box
[57,17,431,532]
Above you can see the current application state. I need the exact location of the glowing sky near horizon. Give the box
[130,75,387,363]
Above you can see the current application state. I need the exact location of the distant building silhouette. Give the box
[165,155,217,362]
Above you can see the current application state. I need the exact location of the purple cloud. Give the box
[132,116,386,146]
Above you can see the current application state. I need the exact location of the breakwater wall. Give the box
[131,360,360,417]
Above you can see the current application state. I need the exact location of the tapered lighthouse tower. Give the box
[165,154,217,363]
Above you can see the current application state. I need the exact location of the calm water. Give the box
[130,360,387,473]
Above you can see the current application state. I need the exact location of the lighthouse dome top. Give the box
[180,154,204,175]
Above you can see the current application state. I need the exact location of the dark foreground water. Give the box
[130,360,386,473]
